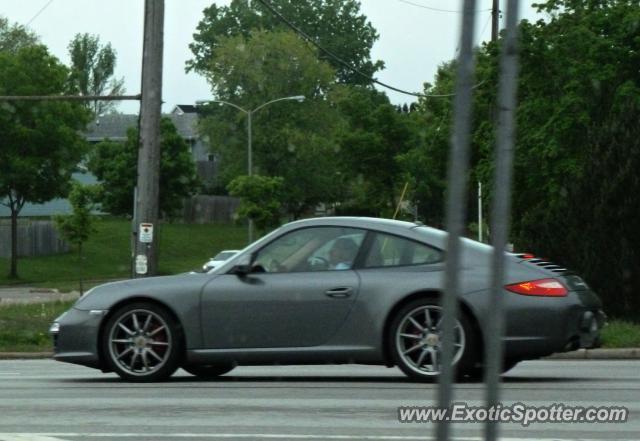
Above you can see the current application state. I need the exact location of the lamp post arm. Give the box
[195,99,248,114]
[251,95,305,113]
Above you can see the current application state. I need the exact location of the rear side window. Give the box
[363,232,442,268]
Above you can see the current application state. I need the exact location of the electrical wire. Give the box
[255,0,489,99]
[255,0,460,98]
[26,0,54,26]
[397,0,491,14]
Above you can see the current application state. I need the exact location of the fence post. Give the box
[436,1,478,440]
[484,1,521,440]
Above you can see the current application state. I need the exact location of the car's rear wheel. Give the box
[390,299,477,381]
[102,302,183,382]
[182,364,235,379]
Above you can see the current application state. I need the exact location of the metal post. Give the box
[484,1,520,440]
[436,1,478,440]
[478,181,483,242]
[134,0,164,278]
[247,111,254,244]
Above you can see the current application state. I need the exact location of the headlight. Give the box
[49,322,60,334]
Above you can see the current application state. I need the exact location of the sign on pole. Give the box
[135,254,148,275]
[139,223,154,243]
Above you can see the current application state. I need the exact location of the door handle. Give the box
[325,287,353,298]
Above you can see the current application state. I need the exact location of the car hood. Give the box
[74,273,213,311]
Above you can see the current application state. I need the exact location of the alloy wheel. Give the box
[395,305,466,376]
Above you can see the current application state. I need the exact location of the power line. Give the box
[397,0,491,14]
[255,0,488,99]
[254,0,438,98]
[26,0,54,26]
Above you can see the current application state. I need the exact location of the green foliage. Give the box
[67,33,125,116]
[404,0,640,317]
[0,301,75,352]
[0,219,247,289]
[0,16,38,53]
[54,183,98,251]
[188,0,383,85]
[228,175,284,233]
[198,30,344,217]
[88,118,199,218]
[332,86,418,217]
[0,43,91,278]
[601,320,640,348]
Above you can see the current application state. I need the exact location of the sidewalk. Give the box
[546,348,640,360]
[0,286,80,305]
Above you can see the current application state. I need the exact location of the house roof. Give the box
[85,113,199,142]
[172,104,198,114]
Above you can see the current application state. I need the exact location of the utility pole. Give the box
[491,0,500,42]
[134,0,165,278]
[478,0,501,245]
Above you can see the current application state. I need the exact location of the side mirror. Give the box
[230,252,256,276]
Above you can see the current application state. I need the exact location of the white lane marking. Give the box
[0,434,611,441]
[0,435,68,441]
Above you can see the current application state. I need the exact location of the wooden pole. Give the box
[134,0,164,277]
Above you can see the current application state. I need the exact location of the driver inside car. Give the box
[328,237,359,270]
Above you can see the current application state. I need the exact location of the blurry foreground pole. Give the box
[436,0,478,440]
[134,0,165,278]
[484,1,520,440]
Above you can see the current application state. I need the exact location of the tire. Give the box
[102,302,183,382]
[182,364,235,379]
[389,298,477,382]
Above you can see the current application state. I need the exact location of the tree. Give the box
[54,183,98,294]
[88,118,199,218]
[0,16,38,52]
[197,30,344,218]
[67,33,125,116]
[0,45,90,278]
[188,0,383,85]
[227,175,284,233]
[332,86,418,217]
[404,0,640,318]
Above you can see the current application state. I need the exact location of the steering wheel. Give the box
[308,256,329,270]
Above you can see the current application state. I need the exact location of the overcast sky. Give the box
[1,1,542,113]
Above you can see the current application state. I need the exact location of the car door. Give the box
[200,227,366,349]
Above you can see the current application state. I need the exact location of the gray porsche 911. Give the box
[50,217,605,382]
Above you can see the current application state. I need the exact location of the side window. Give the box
[364,233,442,268]
[253,227,365,273]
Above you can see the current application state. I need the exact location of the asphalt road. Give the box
[0,359,637,441]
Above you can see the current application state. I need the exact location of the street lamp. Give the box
[196,95,306,243]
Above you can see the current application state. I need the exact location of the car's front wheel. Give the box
[102,302,183,382]
[390,299,477,381]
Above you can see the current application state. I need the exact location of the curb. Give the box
[0,352,52,360]
[546,348,640,360]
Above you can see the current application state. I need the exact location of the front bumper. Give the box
[50,307,107,370]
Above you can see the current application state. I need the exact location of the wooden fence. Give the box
[0,220,68,258]
[182,195,240,224]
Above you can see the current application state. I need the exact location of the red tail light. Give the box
[505,278,568,297]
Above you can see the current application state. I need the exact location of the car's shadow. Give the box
[59,374,598,385]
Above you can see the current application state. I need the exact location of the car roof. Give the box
[278,217,451,248]
[284,216,417,229]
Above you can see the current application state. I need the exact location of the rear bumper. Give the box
[461,287,605,361]
[50,307,105,370]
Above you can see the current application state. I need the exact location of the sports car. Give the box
[50,217,605,382]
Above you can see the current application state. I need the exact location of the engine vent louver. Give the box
[513,253,568,274]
